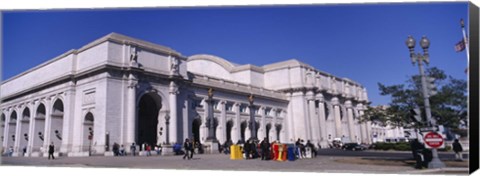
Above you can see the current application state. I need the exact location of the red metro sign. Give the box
[423,132,444,148]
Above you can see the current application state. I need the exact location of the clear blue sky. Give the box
[2,2,469,105]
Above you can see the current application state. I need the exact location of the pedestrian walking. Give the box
[146,144,152,156]
[410,139,425,169]
[113,142,119,156]
[48,142,55,160]
[8,146,13,157]
[260,138,270,160]
[306,140,317,157]
[244,139,251,159]
[183,138,191,160]
[130,143,136,156]
[120,145,125,156]
[452,139,463,161]
[189,139,194,159]
[155,144,162,155]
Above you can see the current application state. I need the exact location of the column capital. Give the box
[291,91,304,97]
[169,81,179,94]
[345,100,353,108]
[127,80,138,89]
[233,102,241,107]
[315,93,324,102]
[306,90,315,100]
[331,97,340,105]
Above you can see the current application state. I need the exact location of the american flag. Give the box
[455,38,466,52]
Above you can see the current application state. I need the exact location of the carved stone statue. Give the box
[130,46,138,64]
[208,88,214,99]
[248,94,254,104]
[170,57,179,75]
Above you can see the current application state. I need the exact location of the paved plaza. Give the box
[0,153,468,175]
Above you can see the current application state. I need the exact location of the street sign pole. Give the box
[405,35,445,168]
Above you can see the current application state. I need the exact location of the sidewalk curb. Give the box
[406,167,468,174]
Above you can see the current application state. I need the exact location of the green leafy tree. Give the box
[361,67,467,132]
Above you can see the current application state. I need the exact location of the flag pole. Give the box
[461,18,469,131]
[461,19,470,73]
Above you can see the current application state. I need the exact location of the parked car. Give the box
[341,143,367,151]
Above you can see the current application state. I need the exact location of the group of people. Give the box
[410,138,464,169]
[241,138,262,159]
[182,138,195,160]
[120,142,163,156]
[219,140,234,154]
[295,138,317,159]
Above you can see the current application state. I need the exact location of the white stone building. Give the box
[370,123,406,143]
[0,33,371,157]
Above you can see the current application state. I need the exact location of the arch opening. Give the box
[19,108,31,156]
[226,120,233,143]
[32,104,46,152]
[240,121,247,142]
[137,92,162,147]
[7,111,17,150]
[82,112,94,152]
[265,123,272,141]
[1,113,5,147]
[51,99,64,149]
[192,118,201,144]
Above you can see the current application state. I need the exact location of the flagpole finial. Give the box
[460,18,464,28]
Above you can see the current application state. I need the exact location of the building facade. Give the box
[1,33,371,157]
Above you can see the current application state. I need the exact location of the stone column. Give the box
[291,91,308,141]
[14,106,21,156]
[169,81,179,144]
[232,103,240,143]
[218,100,227,144]
[61,89,75,153]
[125,75,137,150]
[345,100,355,142]
[356,105,368,144]
[26,102,36,156]
[258,106,266,140]
[280,110,288,143]
[316,94,328,148]
[286,93,294,143]
[307,92,319,144]
[244,120,251,141]
[332,97,342,138]
[1,109,7,150]
[270,108,277,142]
[4,109,12,151]
[360,109,371,144]
[42,97,52,156]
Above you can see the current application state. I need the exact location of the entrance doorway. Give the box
[192,118,201,143]
[240,121,247,142]
[137,93,161,147]
[226,120,233,142]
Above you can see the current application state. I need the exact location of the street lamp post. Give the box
[405,35,445,168]
[248,94,257,141]
[165,112,170,145]
[206,88,217,141]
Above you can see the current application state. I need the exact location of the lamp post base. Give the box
[204,139,219,154]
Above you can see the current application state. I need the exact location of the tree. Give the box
[361,67,467,132]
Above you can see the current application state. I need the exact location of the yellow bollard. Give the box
[230,145,242,160]
[277,144,284,161]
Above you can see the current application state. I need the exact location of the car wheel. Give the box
[352,148,356,151]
